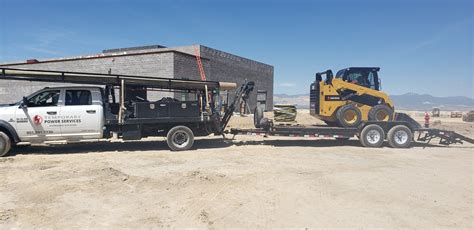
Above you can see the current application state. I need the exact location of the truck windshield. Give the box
[27,90,60,107]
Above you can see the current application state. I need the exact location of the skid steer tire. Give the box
[368,104,394,121]
[336,104,362,127]
[360,124,385,148]
[0,131,12,157]
[387,125,412,148]
[166,126,194,151]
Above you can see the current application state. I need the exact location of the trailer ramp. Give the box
[417,128,474,145]
[395,112,474,146]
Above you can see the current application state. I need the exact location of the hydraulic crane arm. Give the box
[219,80,255,133]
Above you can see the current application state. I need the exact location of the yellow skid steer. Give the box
[310,67,394,127]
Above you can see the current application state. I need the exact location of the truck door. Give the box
[60,89,103,139]
[14,89,62,141]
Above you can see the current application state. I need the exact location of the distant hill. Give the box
[390,93,474,111]
[274,93,474,111]
[274,94,310,109]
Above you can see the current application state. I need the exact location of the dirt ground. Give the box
[1,110,473,228]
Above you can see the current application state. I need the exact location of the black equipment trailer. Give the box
[228,110,474,148]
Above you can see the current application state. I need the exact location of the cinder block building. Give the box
[0,44,274,111]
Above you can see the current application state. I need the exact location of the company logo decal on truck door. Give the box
[40,115,83,127]
[33,115,43,125]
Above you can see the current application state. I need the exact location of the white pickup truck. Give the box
[0,87,105,151]
[0,79,254,157]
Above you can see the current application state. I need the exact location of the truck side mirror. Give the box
[20,97,28,108]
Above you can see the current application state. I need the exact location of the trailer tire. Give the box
[368,104,394,121]
[387,125,412,148]
[360,124,385,148]
[336,104,362,127]
[0,131,12,157]
[166,126,194,151]
[254,106,264,128]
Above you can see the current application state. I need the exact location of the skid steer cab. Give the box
[310,67,395,127]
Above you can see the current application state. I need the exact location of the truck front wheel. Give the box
[166,126,194,151]
[0,131,12,157]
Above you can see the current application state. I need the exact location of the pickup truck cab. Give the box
[0,87,105,155]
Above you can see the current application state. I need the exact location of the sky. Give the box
[0,0,472,98]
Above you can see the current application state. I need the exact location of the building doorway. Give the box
[257,90,267,111]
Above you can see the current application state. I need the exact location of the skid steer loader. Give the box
[310,67,395,127]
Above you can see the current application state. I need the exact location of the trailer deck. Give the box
[229,125,356,139]
[228,116,474,148]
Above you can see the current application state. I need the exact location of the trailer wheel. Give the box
[0,131,12,157]
[336,104,362,127]
[368,104,394,121]
[166,126,194,151]
[360,124,385,148]
[387,125,412,148]
[254,106,264,128]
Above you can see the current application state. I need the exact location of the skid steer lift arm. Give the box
[219,80,255,133]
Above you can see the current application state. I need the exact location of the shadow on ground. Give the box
[7,136,463,157]
[232,139,451,149]
[9,138,233,156]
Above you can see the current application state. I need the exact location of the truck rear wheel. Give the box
[360,124,385,148]
[166,126,194,151]
[368,104,394,121]
[336,104,362,127]
[387,125,412,148]
[0,131,12,157]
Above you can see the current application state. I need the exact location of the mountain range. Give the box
[274,93,474,111]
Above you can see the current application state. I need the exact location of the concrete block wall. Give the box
[200,46,274,111]
[173,52,210,81]
[0,45,274,111]
[173,45,274,111]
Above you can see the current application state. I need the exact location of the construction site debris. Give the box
[432,107,440,117]
[450,111,462,118]
[274,104,297,122]
[462,111,474,122]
